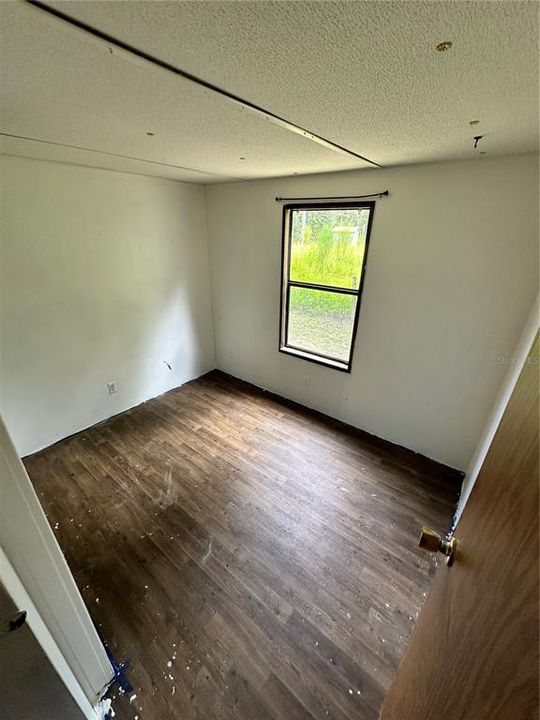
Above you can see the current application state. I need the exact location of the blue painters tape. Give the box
[95,630,134,718]
[105,644,133,695]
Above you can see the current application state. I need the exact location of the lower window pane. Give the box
[286,287,357,362]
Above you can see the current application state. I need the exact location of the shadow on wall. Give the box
[0,156,215,457]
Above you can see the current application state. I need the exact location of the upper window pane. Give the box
[289,207,370,289]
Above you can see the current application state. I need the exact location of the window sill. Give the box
[279,345,351,373]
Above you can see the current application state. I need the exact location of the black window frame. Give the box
[279,200,375,373]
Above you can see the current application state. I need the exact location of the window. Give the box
[279,202,375,372]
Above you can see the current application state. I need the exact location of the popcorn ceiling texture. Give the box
[0,3,370,183]
[49,1,539,161]
[1,1,538,181]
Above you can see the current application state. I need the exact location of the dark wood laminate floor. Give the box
[25,371,460,720]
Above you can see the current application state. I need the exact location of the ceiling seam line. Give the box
[24,0,383,169]
[0,132,244,180]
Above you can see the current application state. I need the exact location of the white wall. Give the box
[0,156,215,456]
[454,296,539,521]
[205,154,539,470]
[1,154,537,470]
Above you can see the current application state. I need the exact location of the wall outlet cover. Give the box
[106,381,118,394]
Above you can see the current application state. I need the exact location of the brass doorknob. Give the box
[419,527,457,566]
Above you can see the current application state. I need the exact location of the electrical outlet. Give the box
[106,381,117,395]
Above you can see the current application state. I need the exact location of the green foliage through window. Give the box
[281,204,373,369]
[290,208,369,289]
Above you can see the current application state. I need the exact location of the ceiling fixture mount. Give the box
[436,40,453,52]
[469,120,480,127]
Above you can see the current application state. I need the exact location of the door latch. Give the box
[1,610,27,636]
[419,527,457,566]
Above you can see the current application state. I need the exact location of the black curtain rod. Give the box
[275,191,389,202]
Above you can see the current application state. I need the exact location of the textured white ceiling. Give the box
[0,134,223,184]
[0,2,371,182]
[1,1,538,182]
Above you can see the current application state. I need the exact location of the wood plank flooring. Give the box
[24,371,461,720]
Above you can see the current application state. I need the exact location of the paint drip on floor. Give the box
[95,698,114,719]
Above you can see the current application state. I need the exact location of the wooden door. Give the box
[380,335,539,720]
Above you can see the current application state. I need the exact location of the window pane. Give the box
[287,287,357,362]
[289,207,370,289]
